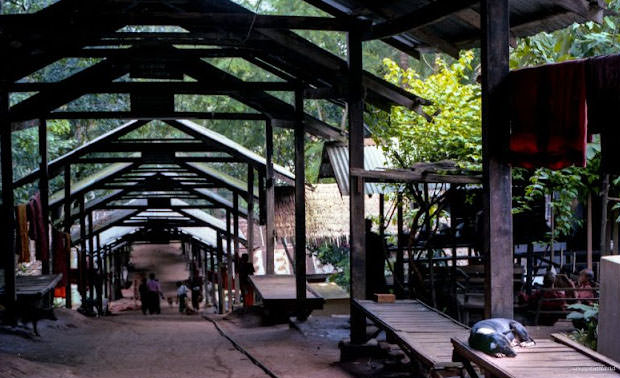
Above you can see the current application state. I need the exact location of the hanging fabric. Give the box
[52,229,71,297]
[16,204,30,263]
[509,60,588,170]
[586,54,620,174]
[27,192,49,262]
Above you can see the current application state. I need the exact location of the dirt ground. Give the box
[0,243,356,378]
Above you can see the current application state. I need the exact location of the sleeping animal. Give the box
[468,318,535,358]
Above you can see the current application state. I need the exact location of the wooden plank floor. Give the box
[354,299,469,368]
[452,335,620,378]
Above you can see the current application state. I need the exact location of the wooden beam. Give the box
[38,112,266,122]
[481,0,513,320]
[348,28,366,343]
[265,119,275,275]
[294,88,307,321]
[350,167,482,185]
[9,81,296,93]
[364,0,479,41]
[1,13,355,31]
[1,87,16,312]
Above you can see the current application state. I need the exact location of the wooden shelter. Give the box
[0,0,609,343]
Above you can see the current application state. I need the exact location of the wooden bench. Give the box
[451,333,620,378]
[354,299,470,376]
[249,275,324,319]
[0,274,62,299]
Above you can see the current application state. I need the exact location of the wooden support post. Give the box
[247,167,255,264]
[601,174,610,256]
[96,233,102,314]
[202,247,208,305]
[103,246,109,299]
[379,194,385,241]
[613,210,619,255]
[424,184,437,308]
[294,88,307,321]
[587,193,593,269]
[216,233,224,314]
[39,118,50,274]
[395,192,404,298]
[79,196,87,301]
[481,0,513,319]
[88,212,95,300]
[265,119,275,275]
[450,201,458,299]
[258,173,266,224]
[64,165,72,308]
[226,209,233,311]
[348,28,366,342]
[1,87,16,315]
[210,247,216,306]
[526,243,534,295]
[233,193,241,304]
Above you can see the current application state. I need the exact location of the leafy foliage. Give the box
[567,303,599,350]
[308,243,350,290]
[369,51,481,169]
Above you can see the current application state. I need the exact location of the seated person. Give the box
[574,269,596,304]
[520,270,566,325]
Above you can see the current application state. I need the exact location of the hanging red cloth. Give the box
[586,54,620,174]
[52,229,70,291]
[509,60,588,170]
[15,204,30,263]
[27,192,49,262]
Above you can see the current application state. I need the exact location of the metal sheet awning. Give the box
[318,142,391,196]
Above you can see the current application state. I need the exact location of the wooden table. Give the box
[451,333,620,378]
[354,299,470,375]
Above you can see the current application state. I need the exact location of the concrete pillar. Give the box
[598,255,620,360]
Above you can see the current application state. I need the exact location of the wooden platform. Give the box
[354,299,469,373]
[249,275,324,317]
[0,274,62,297]
[452,333,620,378]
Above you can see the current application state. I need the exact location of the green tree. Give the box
[369,51,481,169]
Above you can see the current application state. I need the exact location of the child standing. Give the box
[176,281,189,313]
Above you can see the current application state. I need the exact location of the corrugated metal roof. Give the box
[169,120,295,183]
[50,163,132,207]
[71,207,138,244]
[186,162,259,199]
[97,227,139,248]
[318,142,391,195]
[179,227,230,251]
